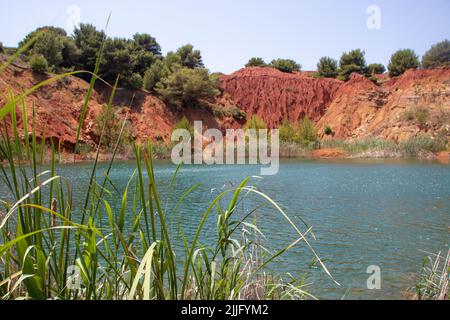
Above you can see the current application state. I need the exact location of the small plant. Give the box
[413,250,449,300]
[295,116,318,146]
[245,115,267,132]
[324,125,333,136]
[388,49,420,77]
[279,119,295,142]
[29,54,49,73]
[173,116,194,137]
[128,73,144,90]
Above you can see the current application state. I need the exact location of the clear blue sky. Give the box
[1,0,449,73]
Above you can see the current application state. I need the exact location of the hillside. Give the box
[1,58,449,153]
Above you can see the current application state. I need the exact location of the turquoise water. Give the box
[2,159,449,299]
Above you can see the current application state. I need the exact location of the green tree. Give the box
[144,60,169,91]
[101,37,134,84]
[130,33,161,75]
[279,119,295,142]
[156,67,220,108]
[245,115,267,132]
[73,23,106,73]
[422,40,450,69]
[388,49,420,77]
[270,59,301,73]
[338,49,367,80]
[367,63,386,75]
[295,117,318,145]
[245,57,266,67]
[317,56,338,78]
[173,117,194,138]
[128,73,144,90]
[176,44,204,69]
[29,54,48,73]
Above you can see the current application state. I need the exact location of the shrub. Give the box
[246,57,267,67]
[400,134,447,156]
[176,44,204,69]
[324,125,333,136]
[245,115,267,132]
[338,64,364,81]
[173,116,194,138]
[388,49,420,77]
[295,117,318,145]
[422,40,450,69]
[29,54,49,73]
[367,63,386,75]
[128,73,143,90]
[279,119,295,142]
[94,104,131,150]
[156,67,220,108]
[144,60,169,91]
[317,56,338,78]
[270,59,301,73]
[0,42,4,53]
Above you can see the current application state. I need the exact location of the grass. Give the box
[0,39,334,300]
[412,250,449,300]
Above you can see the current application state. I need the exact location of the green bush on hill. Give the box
[29,54,49,73]
[156,66,220,109]
[129,73,144,90]
[388,49,420,77]
[246,57,267,67]
[317,56,338,78]
[422,40,450,69]
[270,58,301,73]
[338,49,367,80]
[367,63,386,75]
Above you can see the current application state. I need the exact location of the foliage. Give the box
[246,57,267,67]
[388,49,420,77]
[422,40,450,69]
[73,23,106,73]
[270,59,301,73]
[279,119,296,142]
[324,125,333,136]
[144,60,169,91]
[29,54,49,73]
[413,250,449,300]
[173,116,194,137]
[0,42,4,53]
[367,63,386,75]
[317,56,338,78]
[399,134,447,156]
[100,37,134,84]
[94,104,131,150]
[156,67,220,108]
[295,117,318,146]
[129,73,144,90]
[338,49,367,80]
[176,44,204,69]
[245,115,267,132]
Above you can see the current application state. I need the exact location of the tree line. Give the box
[245,40,450,80]
[12,24,220,109]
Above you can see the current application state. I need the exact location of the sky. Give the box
[0,0,449,73]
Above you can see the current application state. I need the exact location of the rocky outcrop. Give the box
[220,67,342,127]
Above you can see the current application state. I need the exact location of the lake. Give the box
[1,158,449,299]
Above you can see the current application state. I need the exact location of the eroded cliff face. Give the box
[221,67,450,142]
[1,59,449,150]
[220,67,342,127]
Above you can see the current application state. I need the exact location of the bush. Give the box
[245,115,267,132]
[324,125,333,136]
[0,42,4,53]
[246,57,266,67]
[317,57,338,78]
[173,116,194,138]
[338,64,364,81]
[270,59,301,73]
[176,44,204,69]
[388,49,420,77]
[29,54,49,73]
[295,117,318,145]
[94,104,131,150]
[422,40,450,69]
[279,119,295,142]
[156,67,220,109]
[144,60,168,91]
[128,73,143,90]
[339,49,367,73]
[400,134,447,156]
[367,63,386,75]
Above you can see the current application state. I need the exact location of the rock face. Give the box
[221,67,450,142]
[220,67,342,127]
[1,58,449,150]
